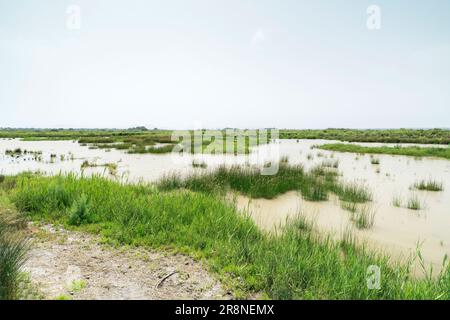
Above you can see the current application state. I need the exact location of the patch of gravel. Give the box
[24,223,233,300]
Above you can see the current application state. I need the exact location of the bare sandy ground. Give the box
[24,223,232,300]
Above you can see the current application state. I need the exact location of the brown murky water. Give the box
[1,138,449,274]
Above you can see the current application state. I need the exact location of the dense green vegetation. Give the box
[3,128,449,156]
[158,163,372,202]
[281,128,450,144]
[0,206,29,300]
[319,143,450,160]
[0,128,268,155]
[0,173,448,299]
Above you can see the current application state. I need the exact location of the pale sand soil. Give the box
[24,223,233,300]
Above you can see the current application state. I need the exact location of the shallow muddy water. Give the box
[1,138,449,275]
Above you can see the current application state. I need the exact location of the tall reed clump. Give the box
[8,173,450,299]
[0,212,29,300]
[412,179,444,192]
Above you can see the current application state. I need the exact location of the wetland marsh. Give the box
[1,129,450,299]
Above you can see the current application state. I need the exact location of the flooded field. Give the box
[1,138,449,275]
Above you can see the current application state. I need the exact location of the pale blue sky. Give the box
[1,0,449,129]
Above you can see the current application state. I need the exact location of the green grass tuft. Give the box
[407,194,422,210]
[413,179,444,192]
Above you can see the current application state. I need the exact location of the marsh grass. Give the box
[407,194,422,210]
[191,160,207,169]
[129,144,175,154]
[281,128,450,145]
[158,163,354,202]
[335,182,372,203]
[68,194,92,226]
[0,211,29,300]
[7,173,450,299]
[340,201,358,213]
[392,195,402,207]
[321,159,339,168]
[81,161,118,176]
[320,143,450,160]
[413,179,444,192]
[370,156,380,165]
[350,205,376,230]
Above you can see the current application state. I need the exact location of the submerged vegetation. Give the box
[319,143,450,160]
[1,173,449,299]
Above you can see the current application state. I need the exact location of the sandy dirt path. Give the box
[24,223,232,300]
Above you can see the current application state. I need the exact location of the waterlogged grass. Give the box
[412,179,444,192]
[159,164,373,204]
[5,173,450,299]
[319,143,450,160]
[340,201,376,230]
[321,159,339,168]
[392,195,402,207]
[335,182,372,203]
[81,161,118,176]
[128,144,176,154]
[350,205,376,230]
[158,164,353,201]
[407,195,422,210]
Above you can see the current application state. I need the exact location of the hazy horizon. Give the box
[1,0,450,129]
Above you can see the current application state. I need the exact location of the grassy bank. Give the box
[318,143,450,160]
[280,129,450,145]
[2,173,449,299]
